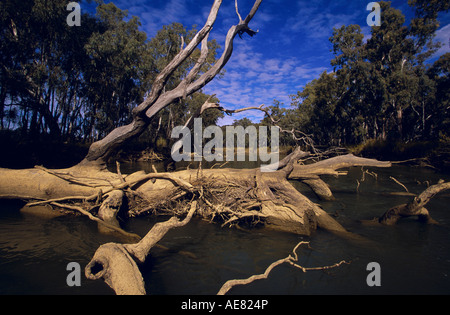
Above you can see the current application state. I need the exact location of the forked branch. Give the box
[82,0,263,164]
[217,241,349,295]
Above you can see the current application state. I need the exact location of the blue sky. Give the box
[95,0,450,125]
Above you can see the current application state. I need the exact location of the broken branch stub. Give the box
[85,242,146,295]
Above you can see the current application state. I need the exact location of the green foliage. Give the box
[290,1,449,147]
[0,0,221,151]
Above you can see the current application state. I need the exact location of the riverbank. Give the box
[0,131,89,169]
[348,139,450,173]
[1,129,448,174]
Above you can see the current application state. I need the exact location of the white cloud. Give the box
[108,0,335,124]
[434,23,450,57]
[204,41,329,123]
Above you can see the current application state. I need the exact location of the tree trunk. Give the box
[0,152,391,236]
[0,0,404,295]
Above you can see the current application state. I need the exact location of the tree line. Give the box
[261,0,449,149]
[1,0,449,159]
[0,0,223,149]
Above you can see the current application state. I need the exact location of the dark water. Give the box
[1,161,450,295]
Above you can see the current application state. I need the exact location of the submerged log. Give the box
[0,152,392,237]
[379,181,450,225]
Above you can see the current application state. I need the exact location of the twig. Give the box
[390,176,409,193]
[50,202,141,241]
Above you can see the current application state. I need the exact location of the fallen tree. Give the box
[1,0,441,295]
[0,150,391,236]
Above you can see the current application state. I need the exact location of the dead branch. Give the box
[379,180,450,225]
[81,0,263,165]
[125,201,197,263]
[85,201,198,295]
[51,202,141,242]
[289,154,391,179]
[390,176,409,193]
[27,171,194,208]
[217,241,349,295]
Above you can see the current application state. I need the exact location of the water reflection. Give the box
[0,162,450,294]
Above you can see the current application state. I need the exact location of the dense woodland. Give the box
[0,0,449,168]
[1,0,450,295]
[262,1,450,149]
[0,0,223,166]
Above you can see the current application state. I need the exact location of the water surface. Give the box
[0,161,449,295]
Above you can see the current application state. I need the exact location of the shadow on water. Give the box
[0,161,450,294]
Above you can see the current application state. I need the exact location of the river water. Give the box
[0,160,449,295]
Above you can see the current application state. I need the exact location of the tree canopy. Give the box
[0,0,222,149]
[278,1,449,148]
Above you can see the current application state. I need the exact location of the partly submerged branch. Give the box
[289,154,392,180]
[85,201,198,295]
[217,241,349,295]
[379,180,450,225]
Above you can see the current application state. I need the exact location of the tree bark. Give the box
[81,0,262,166]
[379,181,449,225]
[85,201,198,295]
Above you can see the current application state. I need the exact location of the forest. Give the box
[1,0,224,168]
[0,0,449,295]
[0,0,449,170]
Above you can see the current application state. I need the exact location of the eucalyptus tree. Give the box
[1,0,447,296]
[292,0,448,145]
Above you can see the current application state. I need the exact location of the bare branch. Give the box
[82,0,263,164]
[217,241,349,295]
[235,0,243,22]
[195,102,318,151]
[133,0,223,118]
[51,201,141,241]
[390,176,409,192]
[124,201,197,263]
